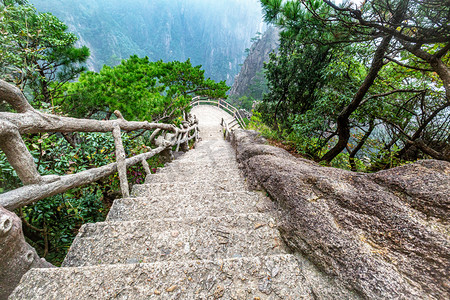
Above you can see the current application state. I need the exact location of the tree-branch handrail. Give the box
[0,79,201,293]
[0,80,199,210]
[191,96,247,129]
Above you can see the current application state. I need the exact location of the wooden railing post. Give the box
[179,121,189,152]
[0,120,42,185]
[175,131,183,152]
[112,123,130,198]
[141,157,152,182]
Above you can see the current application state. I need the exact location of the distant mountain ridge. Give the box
[30,0,266,84]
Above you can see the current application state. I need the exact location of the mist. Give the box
[30,0,267,84]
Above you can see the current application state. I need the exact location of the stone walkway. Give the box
[11,106,312,299]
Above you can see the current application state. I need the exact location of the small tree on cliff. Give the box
[0,1,90,105]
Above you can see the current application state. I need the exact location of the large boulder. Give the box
[231,129,449,300]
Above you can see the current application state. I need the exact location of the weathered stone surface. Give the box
[147,167,243,184]
[11,254,357,300]
[232,129,450,300]
[107,191,273,221]
[63,213,287,267]
[132,179,248,197]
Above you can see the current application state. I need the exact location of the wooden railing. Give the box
[191,96,246,129]
[0,80,199,211]
[0,79,201,296]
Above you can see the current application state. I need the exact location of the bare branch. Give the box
[384,56,433,72]
[0,80,35,113]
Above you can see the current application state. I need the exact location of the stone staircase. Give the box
[10,106,314,299]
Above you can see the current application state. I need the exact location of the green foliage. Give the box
[0,2,89,104]
[21,187,105,265]
[61,56,228,121]
[247,111,280,140]
[260,36,334,130]
[257,0,449,170]
[227,95,254,111]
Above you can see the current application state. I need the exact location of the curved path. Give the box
[11,106,320,299]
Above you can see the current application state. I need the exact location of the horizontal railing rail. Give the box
[191,96,246,129]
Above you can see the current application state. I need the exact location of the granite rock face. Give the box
[231,129,450,300]
[229,27,280,97]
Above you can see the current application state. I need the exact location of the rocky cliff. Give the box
[232,129,450,300]
[229,27,280,97]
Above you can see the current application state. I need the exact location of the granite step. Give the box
[63,213,286,267]
[106,191,272,221]
[11,255,313,300]
[155,165,238,175]
[146,168,243,184]
[175,153,236,163]
[178,146,235,158]
[177,148,235,157]
[131,180,247,197]
[163,160,239,172]
[185,140,231,148]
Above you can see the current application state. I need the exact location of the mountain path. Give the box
[10,106,327,299]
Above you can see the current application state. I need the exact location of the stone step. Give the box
[178,146,235,156]
[160,163,240,177]
[156,164,238,174]
[199,134,224,140]
[169,156,236,164]
[181,144,233,151]
[195,139,229,146]
[193,143,231,150]
[164,158,239,170]
[186,146,232,154]
[146,168,243,184]
[131,179,247,198]
[63,213,285,267]
[188,140,230,147]
[11,255,313,299]
[175,152,236,163]
[107,191,272,221]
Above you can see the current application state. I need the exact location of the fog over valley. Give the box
[31,0,266,84]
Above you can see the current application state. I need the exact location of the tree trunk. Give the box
[321,35,393,162]
[401,42,450,101]
[408,139,450,162]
